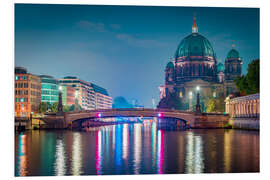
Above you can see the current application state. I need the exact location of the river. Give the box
[15,119,259,176]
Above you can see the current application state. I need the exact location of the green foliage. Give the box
[51,102,58,113]
[63,105,70,112]
[69,104,83,111]
[206,98,216,112]
[235,59,259,95]
[40,102,48,113]
[205,95,225,113]
[224,123,232,129]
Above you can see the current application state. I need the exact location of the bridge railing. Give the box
[65,108,192,114]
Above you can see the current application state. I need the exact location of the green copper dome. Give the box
[226,48,240,59]
[166,62,174,68]
[217,63,225,72]
[175,33,216,59]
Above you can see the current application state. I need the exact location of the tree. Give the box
[206,98,216,113]
[235,59,259,95]
[157,92,188,110]
[40,102,48,113]
[113,96,133,108]
[51,102,58,113]
[63,105,70,112]
[205,95,225,113]
[69,104,83,111]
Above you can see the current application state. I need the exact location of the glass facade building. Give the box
[40,75,59,104]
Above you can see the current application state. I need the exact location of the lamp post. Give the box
[30,111,33,129]
[195,86,201,114]
[58,86,63,113]
[189,91,193,111]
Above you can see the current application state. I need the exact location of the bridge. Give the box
[42,108,229,129]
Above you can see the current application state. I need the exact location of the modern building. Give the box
[14,67,41,117]
[90,83,113,109]
[158,15,242,110]
[58,76,96,110]
[39,75,59,105]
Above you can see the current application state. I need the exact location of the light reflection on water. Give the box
[54,138,66,176]
[15,120,259,176]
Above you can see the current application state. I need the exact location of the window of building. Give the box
[15,98,17,102]
[179,91,183,98]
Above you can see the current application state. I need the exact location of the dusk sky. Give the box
[15,4,259,107]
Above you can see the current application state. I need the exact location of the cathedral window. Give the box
[179,91,183,98]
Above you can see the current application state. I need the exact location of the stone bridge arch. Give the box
[63,108,196,128]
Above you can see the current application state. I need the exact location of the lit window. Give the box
[179,91,183,98]
[15,76,18,80]
[213,91,216,98]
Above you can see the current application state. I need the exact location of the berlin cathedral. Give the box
[158,15,242,111]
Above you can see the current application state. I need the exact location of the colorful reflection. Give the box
[185,132,204,173]
[115,125,123,172]
[54,139,66,176]
[17,133,27,176]
[156,130,164,174]
[152,122,157,167]
[72,132,82,175]
[224,131,232,172]
[133,123,142,174]
[122,124,129,160]
[15,125,259,176]
[96,130,103,175]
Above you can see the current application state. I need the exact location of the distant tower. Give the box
[217,62,225,83]
[165,61,175,85]
[224,44,242,95]
[152,98,156,109]
[225,44,242,81]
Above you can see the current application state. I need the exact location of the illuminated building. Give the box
[39,75,59,105]
[90,83,112,109]
[158,15,242,110]
[58,76,96,110]
[15,67,41,117]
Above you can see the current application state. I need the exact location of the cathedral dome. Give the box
[174,33,216,59]
[226,48,240,59]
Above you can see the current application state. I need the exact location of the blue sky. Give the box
[15,4,259,107]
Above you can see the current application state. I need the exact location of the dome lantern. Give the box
[192,13,198,33]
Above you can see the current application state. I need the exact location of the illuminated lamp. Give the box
[96,113,102,118]
[157,113,163,118]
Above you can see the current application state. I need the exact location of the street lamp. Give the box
[195,86,201,114]
[57,86,63,113]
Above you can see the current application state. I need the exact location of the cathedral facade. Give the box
[158,15,242,110]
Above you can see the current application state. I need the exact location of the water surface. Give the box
[15,121,259,176]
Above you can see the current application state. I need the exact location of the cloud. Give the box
[110,24,121,30]
[77,20,107,32]
[116,33,167,48]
